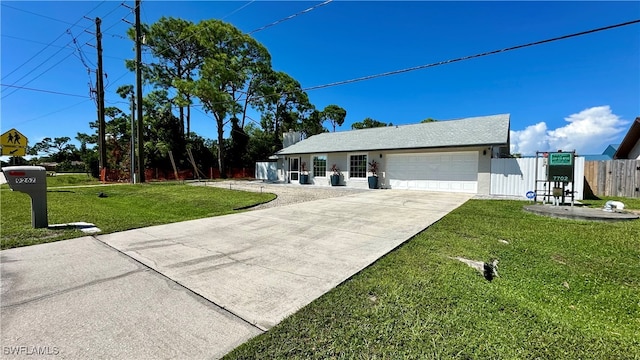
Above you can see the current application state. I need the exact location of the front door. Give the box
[289,157,300,182]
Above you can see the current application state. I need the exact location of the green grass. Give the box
[1,183,275,249]
[581,196,640,211]
[0,174,99,190]
[45,173,101,187]
[226,199,640,359]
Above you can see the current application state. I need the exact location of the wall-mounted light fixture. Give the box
[379,153,383,158]
[483,150,487,156]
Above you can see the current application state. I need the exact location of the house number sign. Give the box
[547,152,574,182]
[15,177,37,184]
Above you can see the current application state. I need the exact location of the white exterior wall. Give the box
[490,157,585,200]
[477,148,492,195]
[279,147,490,193]
[628,141,640,159]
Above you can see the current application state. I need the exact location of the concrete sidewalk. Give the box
[1,237,260,359]
[1,190,472,359]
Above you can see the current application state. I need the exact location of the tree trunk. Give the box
[179,106,185,136]
[186,99,191,136]
[273,103,281,149]
[216,115,226,178]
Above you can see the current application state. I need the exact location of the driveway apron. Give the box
[1,190,472,359]
[97,190,472,330]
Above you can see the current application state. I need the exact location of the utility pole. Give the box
[135,0,145,182]
[96,17,107,180]
[130,93,136,184]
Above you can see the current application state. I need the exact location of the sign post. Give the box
[1,128,28,157]
[547,151,576,206]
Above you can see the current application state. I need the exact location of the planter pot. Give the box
[330,174,341,186]
[368,176,378,189]
[300,174,309,184]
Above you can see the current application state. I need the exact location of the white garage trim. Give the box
[386,151,479,193]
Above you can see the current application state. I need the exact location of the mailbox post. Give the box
[2,166,48,228]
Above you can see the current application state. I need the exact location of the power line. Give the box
[1,33,128,61]
[5,99,93,127]
[248,0,332,34]
[1,50,80,99]
[0,2,104,28]
[101,4,134,34]
[138,0,330,67]
[176,17,640,112]
[0,84,91,98]
[221,1,256,20]
[1,29,93,99]
[2,1,128,96]
[1,2,105,80]
[104,70,133,90]
[68,29,95,69]
[301,19,640,92]
[195,18,640,111]
[2,34,75,51]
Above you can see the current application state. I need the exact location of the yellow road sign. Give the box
[1,128,28,157]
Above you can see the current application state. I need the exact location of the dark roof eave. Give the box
[613,117,640,159]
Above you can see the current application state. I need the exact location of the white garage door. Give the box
[386,152,478,193]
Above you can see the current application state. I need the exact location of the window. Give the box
[313,155,327,177]
[349,154,367,178]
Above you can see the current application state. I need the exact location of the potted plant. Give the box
[330,164,341,186]
[368,160,379,189]
[300,162,310,184]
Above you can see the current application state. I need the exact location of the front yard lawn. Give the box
[226,199,640,359]
[1,183,275,249]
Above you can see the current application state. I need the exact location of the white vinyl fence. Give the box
[255,162,278,181]
[490,157,585,200]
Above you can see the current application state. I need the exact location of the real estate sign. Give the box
[547,152,574,182]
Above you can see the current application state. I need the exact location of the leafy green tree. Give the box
[351,117,390,130]
[141,90,185,170]
[175,19,271,177]
[229,117,251,168]
[127,18,204,137]
[5,156,29,166]
[244,123,278,163]
[253,70,313,150]
[321,104,347,132]
[300,109,327,137]
[185,133,216,177]
[421,118,438,123]
[76,106,133,176]
[29,137,78,163]
[74,132,99,177]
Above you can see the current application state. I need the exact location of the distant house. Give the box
[614,116,640,159]
[275,114,510,194]
[582,144,619,161]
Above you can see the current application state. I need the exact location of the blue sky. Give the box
[1,1,639,159]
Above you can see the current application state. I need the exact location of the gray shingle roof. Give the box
[277,114,510,155]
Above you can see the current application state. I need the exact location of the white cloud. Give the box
[510,106,628,156]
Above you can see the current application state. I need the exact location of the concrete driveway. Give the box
[1,190,472,359]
